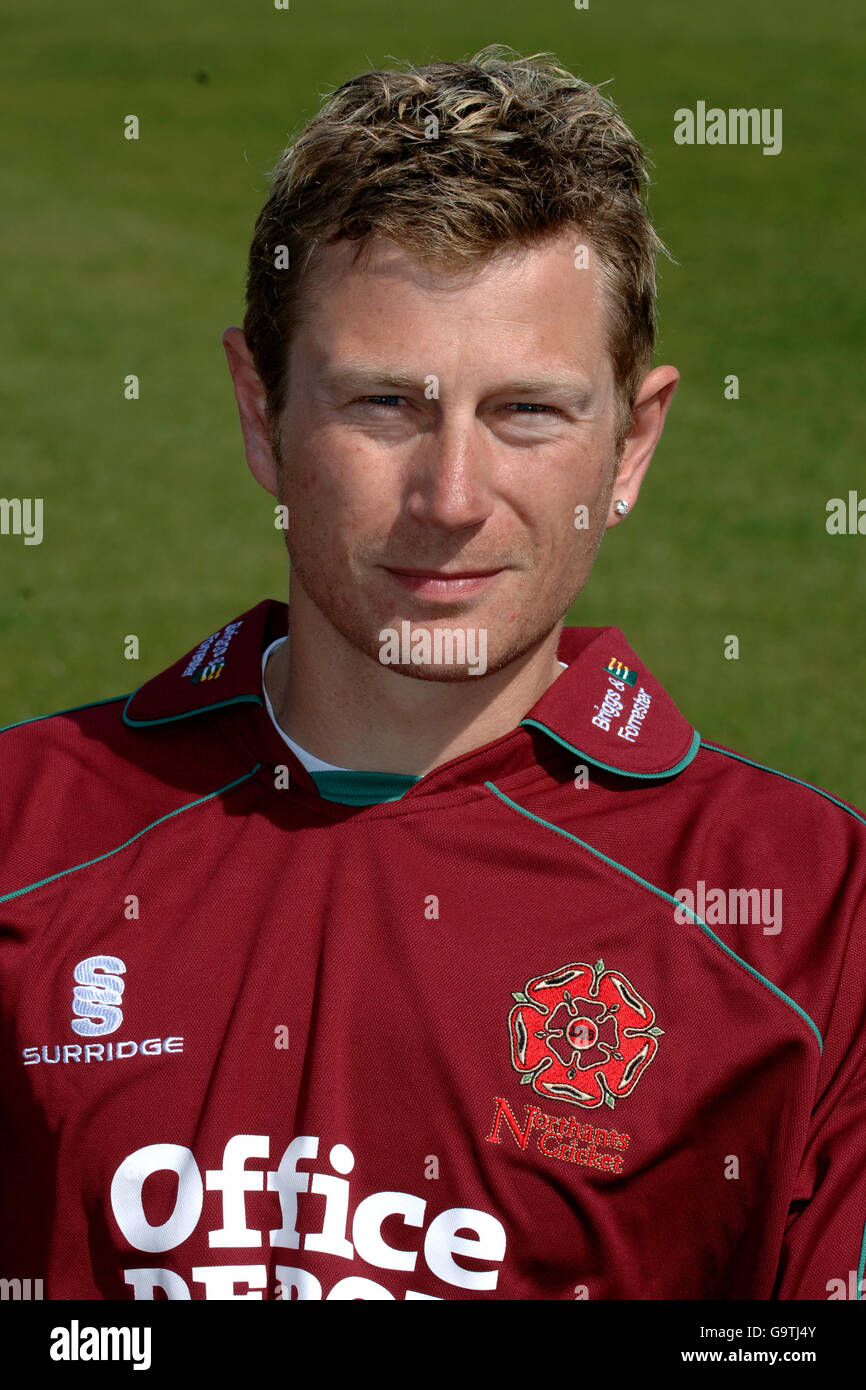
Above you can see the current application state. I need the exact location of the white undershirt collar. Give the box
[261,634,568,775]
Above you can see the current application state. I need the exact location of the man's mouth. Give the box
[382,566,506,598]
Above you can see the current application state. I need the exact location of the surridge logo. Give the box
[20,954,184,1067]
[72,954,125,1036]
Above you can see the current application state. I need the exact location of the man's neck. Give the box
[266,589,566,776]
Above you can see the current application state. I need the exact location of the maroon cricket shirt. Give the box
[1,598,864,1300]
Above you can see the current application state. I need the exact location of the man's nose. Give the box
[403,414,496,532]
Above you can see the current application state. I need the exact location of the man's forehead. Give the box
[296,227,610,361]
[310,226,596,289]
[284,241,614,411]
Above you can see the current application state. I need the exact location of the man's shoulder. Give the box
[680,736,866,980]
[0,694,147,906]
[0,597,283,779]
[0,689,236,905]
[0,691,136,786]
[552,623,866,834]
[692,735,866,834]
[0,599,284,903]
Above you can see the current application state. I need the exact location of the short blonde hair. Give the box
[243,43,670,454]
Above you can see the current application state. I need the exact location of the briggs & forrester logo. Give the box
[182,619,243,683]
[592,665,652,742]
[603,656,637,686]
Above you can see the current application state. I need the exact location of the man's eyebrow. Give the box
[320,364,422,391]
[496,376,594,407]
[320,363,594,406]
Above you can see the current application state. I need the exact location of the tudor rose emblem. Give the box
[508,959,663,1110]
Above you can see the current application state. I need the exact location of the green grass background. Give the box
[1,0,864,805]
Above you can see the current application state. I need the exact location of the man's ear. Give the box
[221,326,281,497]
[604,365,679,528]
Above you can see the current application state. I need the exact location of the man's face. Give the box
[273,229,627,680]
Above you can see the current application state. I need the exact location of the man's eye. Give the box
[356,397,557,415]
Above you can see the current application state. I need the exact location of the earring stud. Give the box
[614,499,629,516]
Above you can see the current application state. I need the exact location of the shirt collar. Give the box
[518,624,700,779]
[123,598,698,781]
[123,600,277,727]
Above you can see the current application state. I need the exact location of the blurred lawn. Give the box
[1,0,864,805]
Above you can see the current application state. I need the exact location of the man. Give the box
[1,46,864,1302]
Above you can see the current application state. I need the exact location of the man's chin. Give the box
[364,622,558,683]
[376,660,491,682]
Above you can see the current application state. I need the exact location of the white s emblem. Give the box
[71,955,126,1036]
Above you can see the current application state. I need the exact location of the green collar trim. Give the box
[310,769,420,805]
[520,718,701,780]
[122,691,265,727]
